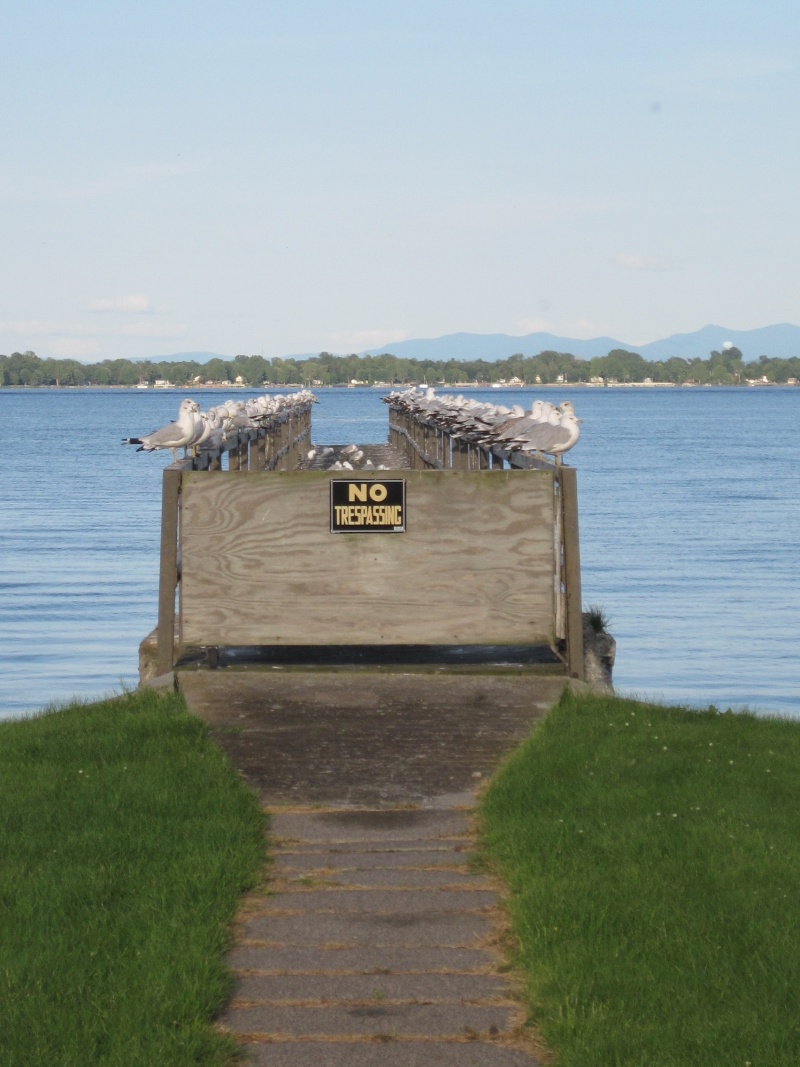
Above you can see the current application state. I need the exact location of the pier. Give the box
[140,391,585,1064]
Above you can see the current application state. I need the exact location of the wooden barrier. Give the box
[178,469,554,647]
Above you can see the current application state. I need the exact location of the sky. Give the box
[2,0,799,362]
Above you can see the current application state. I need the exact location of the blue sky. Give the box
[2,1,798,360]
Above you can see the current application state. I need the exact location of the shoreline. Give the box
[1,380,796,391]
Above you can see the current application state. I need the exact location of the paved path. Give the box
[221,805,546,1065]
[179,670,568,1063]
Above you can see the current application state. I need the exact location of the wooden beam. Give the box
[559,465,584,680]
[156,467,181,675]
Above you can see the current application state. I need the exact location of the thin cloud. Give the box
[567,319,612,339]
[0,317,185,340]
[654,51,792,105]
[52,338,103,358]
[516,317,552,335]
[90,294,153,314]
[120,322,187,338]
[443,194,615,229]
[0,319,63,334]
[616,253,668,272]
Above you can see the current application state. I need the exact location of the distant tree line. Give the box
[2,346,799,388]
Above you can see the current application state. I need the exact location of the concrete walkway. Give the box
[179,669,568,1064]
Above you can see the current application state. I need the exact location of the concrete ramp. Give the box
[177,669,567,807]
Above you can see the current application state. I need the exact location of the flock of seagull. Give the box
[122,391,317,461]
[383,387,581,460]
[122,386,581,466]
[305,444,391,471]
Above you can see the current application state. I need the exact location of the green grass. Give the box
[0,688,265,1067]
[480,690,800,1067]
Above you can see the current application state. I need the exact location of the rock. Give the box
[138,627,178,688]
[138,627,160,683]
[582,614,616,693]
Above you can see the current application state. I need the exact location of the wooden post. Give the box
[559,466,584,680]
[453,438,468,470]
[278,416,288,469]
[229,434,240,471]
[288,415,296,468]
[156,467,181,676]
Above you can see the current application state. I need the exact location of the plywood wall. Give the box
[179,469,554,646]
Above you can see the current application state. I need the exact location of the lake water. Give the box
[0,386,797,719]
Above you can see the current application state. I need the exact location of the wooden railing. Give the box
[178,403,312,473]
[386,401,584,680]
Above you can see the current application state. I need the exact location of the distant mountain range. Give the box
[143,323,800,364]
[357,323,800,362]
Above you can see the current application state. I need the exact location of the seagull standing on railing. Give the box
[507,410,581,460]
[122,398,204,461]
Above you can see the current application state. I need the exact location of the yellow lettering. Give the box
[369,483,388,502]
[348,483,368,502]
[334,497,403,529]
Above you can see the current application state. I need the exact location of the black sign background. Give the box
[330,479,406,533]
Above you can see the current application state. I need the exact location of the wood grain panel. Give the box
[180,470,554,646]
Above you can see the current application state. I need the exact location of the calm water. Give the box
[0,386,797,719]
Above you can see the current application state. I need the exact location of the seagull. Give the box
[122,399,203,461]
[508,411,581,460]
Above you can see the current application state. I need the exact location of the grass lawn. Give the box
[0,688,265,1067]
[480,690,800,1067]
